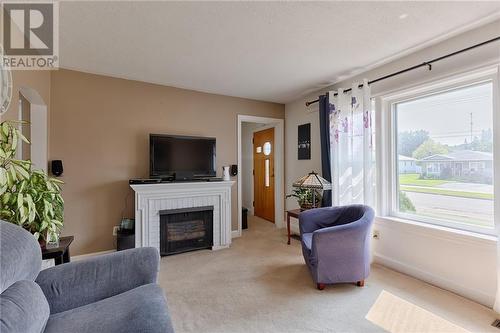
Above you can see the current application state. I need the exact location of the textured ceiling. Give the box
[59,1,500,103]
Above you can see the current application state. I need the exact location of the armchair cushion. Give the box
[44,283,174,333]
[0,280,50,333]
[36,247,159,314]
[0,221,41,293]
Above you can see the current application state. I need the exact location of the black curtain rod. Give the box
[305,35,500,107]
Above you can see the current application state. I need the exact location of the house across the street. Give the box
[419,150,493,178]
[398,155,421,174]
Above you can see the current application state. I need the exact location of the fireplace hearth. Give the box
[159,206,213,256]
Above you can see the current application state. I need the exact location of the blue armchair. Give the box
[0,220,174,333]
[299,205,375,290]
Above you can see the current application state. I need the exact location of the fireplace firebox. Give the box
[159,206,213,256]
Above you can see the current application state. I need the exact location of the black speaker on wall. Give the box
[51,160,63,177]
[230,164,238,176]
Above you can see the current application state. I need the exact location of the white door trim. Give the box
[18,87,48,173]
[236,115,285,237]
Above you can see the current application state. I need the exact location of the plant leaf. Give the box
[2,123,9,137]
[14,164,29,179]
[17,192,23,209]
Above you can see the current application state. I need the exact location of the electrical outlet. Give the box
[112,226,120,236]
[373,230,380,240]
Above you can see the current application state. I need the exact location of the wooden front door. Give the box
[253,127,275,222]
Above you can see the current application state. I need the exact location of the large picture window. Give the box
[392,80,495,232]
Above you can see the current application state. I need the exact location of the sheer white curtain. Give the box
[494,68,500,314]
[328,79,374,206]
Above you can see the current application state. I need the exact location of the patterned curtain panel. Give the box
[328,79,374,206]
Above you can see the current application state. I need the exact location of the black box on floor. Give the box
[117,229,135,251]
[242,207,248,229]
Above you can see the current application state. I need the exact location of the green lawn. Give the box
[399,173,452,187]
[400,185,493,200]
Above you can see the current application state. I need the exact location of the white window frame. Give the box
[377,66,499,236]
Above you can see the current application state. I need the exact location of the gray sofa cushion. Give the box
[44,283,174,333]
[0,280,50,333]
[0,221,41,293]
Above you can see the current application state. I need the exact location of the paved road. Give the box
[403,191,493,228]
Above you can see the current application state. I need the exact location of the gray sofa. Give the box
[0,220,174,333]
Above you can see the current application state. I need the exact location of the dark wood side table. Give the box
[41,236,74,265]
[286,209,302,245]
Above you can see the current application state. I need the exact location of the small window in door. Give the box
[263,142,271,156]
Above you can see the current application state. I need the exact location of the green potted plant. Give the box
[286,188,322,211]
[0,120,64,246]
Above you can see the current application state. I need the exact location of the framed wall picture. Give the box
[298,123,311,160]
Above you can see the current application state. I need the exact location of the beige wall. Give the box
[50,69,284,255]
[284,105,322,212]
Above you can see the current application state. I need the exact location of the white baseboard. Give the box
[72,250,115,261]
[373,253,494,308]
[232,230,241,238]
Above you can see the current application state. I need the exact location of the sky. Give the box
[397,82,493,146]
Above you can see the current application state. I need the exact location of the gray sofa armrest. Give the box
[36,247,159,314]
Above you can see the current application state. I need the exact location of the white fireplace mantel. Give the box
[130,181,235,251]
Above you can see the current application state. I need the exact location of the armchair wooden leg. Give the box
[317,283,325,290]
[356,280,365,287]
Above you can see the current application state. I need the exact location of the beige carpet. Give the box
[159,216,496,333]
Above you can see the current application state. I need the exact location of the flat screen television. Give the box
[150,134,216,179]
